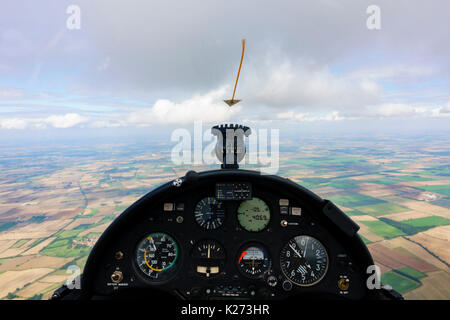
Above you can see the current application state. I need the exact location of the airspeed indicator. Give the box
[135,232,179,282]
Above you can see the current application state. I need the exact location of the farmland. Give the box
[0,133,449,299]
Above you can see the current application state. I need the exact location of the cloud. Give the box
[125,88,241,125]
[366,103,423,117]
[441,102,450,113]
[1,1,450,133]
[347,65,436,81]
[276,110,345,122]
[90,120,121,128]
[45,113,89,128]
[243,56,382,110]
[274,102,450,122]
[68,0,450,98]
[430,103,450,118]
[0,118,28,129]
[0,113,89,130]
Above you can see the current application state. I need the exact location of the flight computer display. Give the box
[215,182,252,200]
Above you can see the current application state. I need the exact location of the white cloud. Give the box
[125,88,241,126]
[351,103,445,119]
[366,103,421,118]
[430,102,450,118]
[2,98,449,131]
[244,58,382,110]
[45,113,88,128]
[274,102,450,122]
[1,1,450,135]
[276,111,294,120]
[276,110,345,122]
[0,118,28,129]
[90,120,121,128]
[0,113,88,130]
[346,65,436,81]
[72,0,450,97]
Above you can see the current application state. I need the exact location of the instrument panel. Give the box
[81,170,372,300]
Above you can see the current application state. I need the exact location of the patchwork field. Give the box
[0,135,449,299]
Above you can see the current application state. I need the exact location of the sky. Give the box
[0,0,449,141]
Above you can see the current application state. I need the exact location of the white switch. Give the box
[163,203,174,211]
[291,207,302,216]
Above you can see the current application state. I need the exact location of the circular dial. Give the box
[280,235,328,286]
[194,197,225,230]
[135,232,179,281]
[237,197,270,232]
[191,239,226,278]
[237,244,272,279]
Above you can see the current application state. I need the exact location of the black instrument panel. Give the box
[81,170,374,300]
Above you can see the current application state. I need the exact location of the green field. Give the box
[98,215,115,224]
[298,177,329,188]
[390,161,408,168]
[366,175,399,185]
[392,175,433,182]
[415,185,450,197]
[367,174,434,185]
[382,272,421,293]
[354,202,409,216]
[359,235,372,244]
[327,180,359,189]
[284,156,369,169]
[379,216,450,236]
[361,220,406,238]
[417,166,450,177]
[403,216,450,228]
[79,208,100,217]
[40,238,90,258]
[395,267,427,280]
[55,229,84,238]
[327,193,385,207]
[345,209,367,216]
